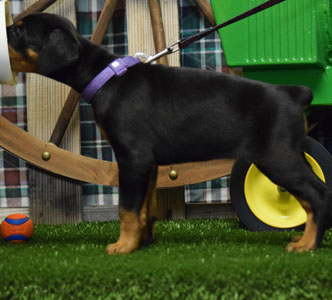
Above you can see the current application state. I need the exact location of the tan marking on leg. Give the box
[287,198,317,252]
[106,210,142,255]
[140,167,158,245]
[8,46,38,73]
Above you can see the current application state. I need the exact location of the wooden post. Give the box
[147,0,168,65]
[194,0,216,26]
[127,0,184,220]
[25,0,82,224]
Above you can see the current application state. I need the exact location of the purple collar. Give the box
[81,56,140,103]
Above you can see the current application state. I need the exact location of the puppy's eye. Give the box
[12,26,22,38]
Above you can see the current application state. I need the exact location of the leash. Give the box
[142,0,286,64]
[82,0,286,102]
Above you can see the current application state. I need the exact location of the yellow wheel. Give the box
[230,137,332,231]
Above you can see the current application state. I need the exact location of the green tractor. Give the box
[211,0,332,231]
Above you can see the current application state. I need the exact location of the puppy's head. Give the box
[7,13,80,76]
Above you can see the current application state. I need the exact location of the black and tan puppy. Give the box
[6,13,332,254]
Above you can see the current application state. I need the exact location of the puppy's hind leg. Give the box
[286,198,318,252]
[255,152,332,252]
[287,192,332,252]
[106,159,155,255]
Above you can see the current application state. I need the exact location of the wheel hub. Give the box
[277,186,288,195]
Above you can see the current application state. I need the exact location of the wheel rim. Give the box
[244,153,326,229]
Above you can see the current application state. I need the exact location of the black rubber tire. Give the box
[230,136,332,232]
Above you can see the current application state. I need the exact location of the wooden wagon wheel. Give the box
[0,115,234,187]
[0,0,234,188]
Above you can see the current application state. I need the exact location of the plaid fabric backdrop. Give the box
[0,73,29,207]
[0,0,230,208]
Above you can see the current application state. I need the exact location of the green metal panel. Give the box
[211,0,331,67]
[211,0,332,105]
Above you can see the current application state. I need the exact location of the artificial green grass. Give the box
[1,219,332,300]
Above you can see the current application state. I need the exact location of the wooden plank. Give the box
[157,159,234,188]
[186,203,235,219]
[24,0,82,224]
[29,165,82,224]
[83,205,119,222]
[81,204,236,221]
[157,187,185,220]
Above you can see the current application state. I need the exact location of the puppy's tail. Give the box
[281,85,313,109]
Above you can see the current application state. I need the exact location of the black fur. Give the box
[7,13,332,253]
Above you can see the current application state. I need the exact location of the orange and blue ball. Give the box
[1,213,34,243]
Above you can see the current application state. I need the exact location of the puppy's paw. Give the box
[106,241,139,255]
[286,241,316,253]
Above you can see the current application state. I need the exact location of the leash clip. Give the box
[134,52,156,64]
[144,40,181,64]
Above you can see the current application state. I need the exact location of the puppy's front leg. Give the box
[106,209,142,255]
[140,166,158,246]
[106,161,154,255]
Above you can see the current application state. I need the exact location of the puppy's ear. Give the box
[37,28,79,75]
